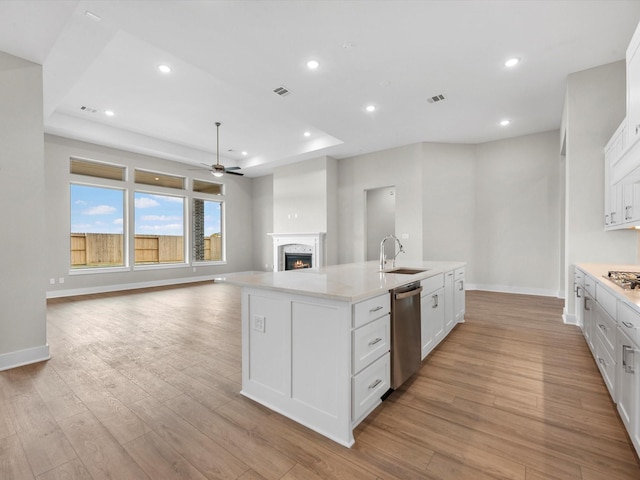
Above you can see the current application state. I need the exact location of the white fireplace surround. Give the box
[269,233,326,272]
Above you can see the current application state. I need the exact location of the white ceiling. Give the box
[1,0,640,177]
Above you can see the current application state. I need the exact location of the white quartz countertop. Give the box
[215,260,466,303]
[577,263,640,312]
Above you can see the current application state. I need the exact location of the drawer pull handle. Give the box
[368,379,382,390]
[368,337,383,346]
[622,321,638,330]
[598,357,608,368]
[623,345,635,374]
[432,294,439,309]
[598,323,607,332]
[369,306,383,313]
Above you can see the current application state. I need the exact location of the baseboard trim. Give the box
[466,283,561,298]
[46,275,217,299]
[0,345,50,372]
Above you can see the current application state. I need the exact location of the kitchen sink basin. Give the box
[384,268,427,275]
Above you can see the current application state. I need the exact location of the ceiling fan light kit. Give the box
[194,122,244,177]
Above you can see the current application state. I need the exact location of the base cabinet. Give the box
[576,265,640,459]
[420,284,445,359]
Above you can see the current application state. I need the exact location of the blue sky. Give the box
[71,185,221,236]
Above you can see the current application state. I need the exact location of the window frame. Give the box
[132,188,188,270]
[69,180,129,275]
[192,195,225,265]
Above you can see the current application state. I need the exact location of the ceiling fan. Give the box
[196,122,243,177]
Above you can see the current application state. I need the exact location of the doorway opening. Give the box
[365,186,396,261]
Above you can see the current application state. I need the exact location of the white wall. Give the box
[338,143,424,264]
[44,134,254,296]
[366,186,396,261]
[272,156,338,266]
[0,51,49,370]
[252,175,274,271]
[273,157,329,233]
[474,131,561,296]
[564,60,639,313]
[422,143,476,281]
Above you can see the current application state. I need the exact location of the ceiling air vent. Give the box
[80,105,98,113]
[273,86,291,97]
[427,94,445,104]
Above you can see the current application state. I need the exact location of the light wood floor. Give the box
[1,284,639,479]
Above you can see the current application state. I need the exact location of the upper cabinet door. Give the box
[627,22,640,149]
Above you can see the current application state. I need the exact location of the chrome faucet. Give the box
[379,234,405,270]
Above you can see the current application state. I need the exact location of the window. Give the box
[71,157,125,180]
[70,184,125,269]
[134,192,185,265]
[135,169,185,189]
[193,179,223,195]
[193,198,223,262]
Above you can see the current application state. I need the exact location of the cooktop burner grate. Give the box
[606,271,640,290]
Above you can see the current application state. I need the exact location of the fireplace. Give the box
[285,253,312,270]
[268,232,326,272]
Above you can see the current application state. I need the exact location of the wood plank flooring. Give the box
[1,284,639,479]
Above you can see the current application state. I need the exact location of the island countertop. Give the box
[215,260,466,303]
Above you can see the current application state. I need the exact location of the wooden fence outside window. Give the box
[71,233,222,267]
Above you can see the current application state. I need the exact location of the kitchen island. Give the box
[216,260,466,446]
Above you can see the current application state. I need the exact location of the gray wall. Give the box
[564,60,639,313]
[251,175,274,271]
[0,51,49,369]
[44,134,254,296]
[332,133,562,295]
[474,131,562,295]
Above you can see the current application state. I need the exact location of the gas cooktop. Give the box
[606,271,640,290]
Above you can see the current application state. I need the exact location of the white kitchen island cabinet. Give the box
[218,260,465,446]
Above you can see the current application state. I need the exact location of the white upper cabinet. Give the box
[627,23,640,150]
[610,21,640,185]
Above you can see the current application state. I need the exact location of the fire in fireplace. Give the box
[285,253,312,270]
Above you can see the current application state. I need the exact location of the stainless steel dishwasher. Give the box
[390,281,423,389]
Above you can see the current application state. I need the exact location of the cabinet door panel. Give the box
[421,287,445,359]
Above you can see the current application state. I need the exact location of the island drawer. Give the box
[353,314,390,374]
[455,268,465,280]
[421,274,444,295]
[353,293,390,328]
[618,302,640,346]
[596,284,616,320]
[352,351,390,422]
[584,275,596,298]
[594,301,616,354]
[594,332,616,400]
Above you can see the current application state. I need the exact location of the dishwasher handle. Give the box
[394,286,423,300]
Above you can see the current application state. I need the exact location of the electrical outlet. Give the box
[253,315,266,333]
[58,277,65,284]
[193,267,197,272]
[49,278,55,285]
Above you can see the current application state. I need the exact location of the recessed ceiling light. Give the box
[241,151,248,156]
[85,11,101,21]
[105,110,115,117]
[158,64,171,74]
[303,131,311,137]
[504,58,520,67]
[365,105,376,112]
[500,119,511,126]
[307,60,319,70]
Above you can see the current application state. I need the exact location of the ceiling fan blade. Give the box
[226,170,244,176]
[226,166,241,171]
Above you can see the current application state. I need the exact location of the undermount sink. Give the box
[384,268,428,275]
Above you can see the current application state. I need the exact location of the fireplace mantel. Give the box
[268,232,326,272]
